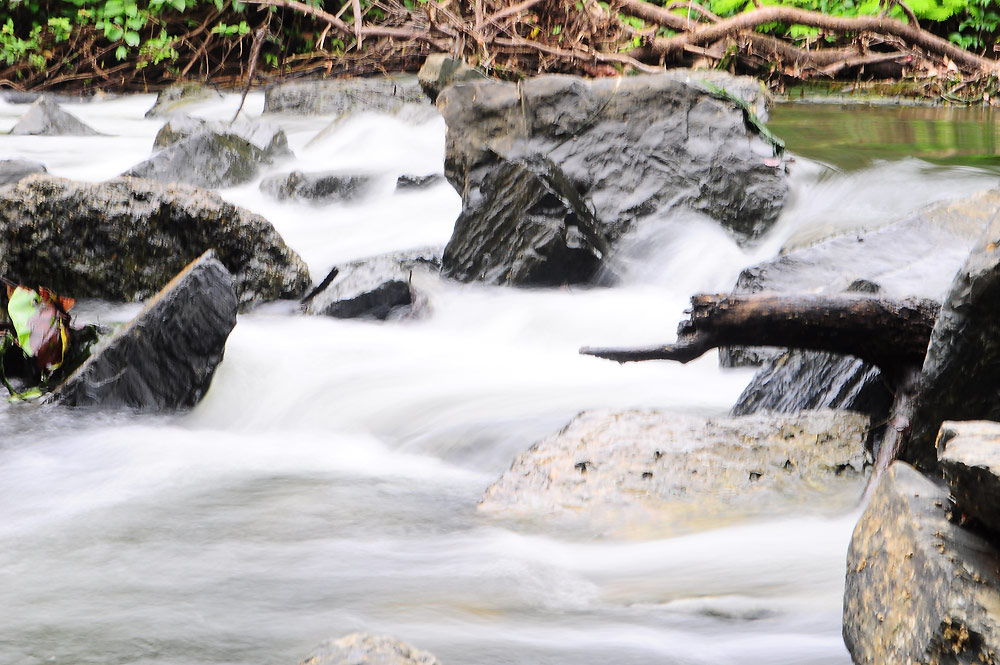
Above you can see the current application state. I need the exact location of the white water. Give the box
[0,92,996,665]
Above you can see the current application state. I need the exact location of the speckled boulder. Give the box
[49,251,237,411]
[298,633,442,665]
[938,420,1000,535]
[479,409,870,536]
[153,115,292,159]
[0,174,310,308]
[124,131,271,189]
[843,461,1000,665]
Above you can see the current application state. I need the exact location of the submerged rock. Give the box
[0,174,310,308]
[442,156,608,286]
[417,54,487,102]
[145,82,222,118]
[124,131,271,189]
[907,205,1000,470]
[297,633,442,665]
[0,159,46,187]
[49,251,237,411]
[153,115,292,159]
[10,97,101,136]
[259,170,375,203]
[938,421,1000,535]
[395,173,443,191]
[304,247,440,320]
[263,76,429,116]
[843,461,1000,665]
[438,72,786,284]
[479,409,870,536]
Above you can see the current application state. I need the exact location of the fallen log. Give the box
[581,292,939,379]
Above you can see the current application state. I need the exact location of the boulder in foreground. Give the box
[49,251,237,411]
[480,409,870,536]
[0,174,310,308]
[298,633,442,665]
[843,461,1000,665]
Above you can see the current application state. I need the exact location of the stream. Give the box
[0,90,998,665]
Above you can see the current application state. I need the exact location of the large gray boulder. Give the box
[124,131,271,189]
[437,72,787,286]
[304,247,441,320]
[10,97,101,136]
[479,409,870,536]
[843,461,1000,665]
[0,159,46,187]
[442,156,609,285]
[938,420,1000,535]
[263,76,429,116]
[49,251,237,410]
[907,204,1000,470]
[0,174,310,308]
[297,633,442,665]
[153,115,292,159]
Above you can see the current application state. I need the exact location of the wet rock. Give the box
[9,97,101,136]
[0,159,46,187]
[297,633,442,665]
[937,421,1000,535]
[153,115,292,159]
[731,350,891,422]
[843,461,1000,665]
[438,72,787,279]
[907,204,1000,471]
[49,251,237,411]
[145,82,222,118]
[395,173,444,191]
[479,409,870,536]
[124,131,271,189]
[417,54,487,102]
[259,170,375,203]
[303,247,440,320]
[263,76,429,117]
[442,156,608,286]
[0,174,310,308]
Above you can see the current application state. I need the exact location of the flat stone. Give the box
[479,409,870,536]
[843,461,1000,665]
[49,251,237,411]
[10,97,101,136]
[395,174,444,191]
[263,77,429,116]
[298,633,442,665]
[259,170,375,203]
[938,421,1000,535]
[0,174,310,308]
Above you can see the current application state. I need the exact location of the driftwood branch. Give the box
[581,293,939,376]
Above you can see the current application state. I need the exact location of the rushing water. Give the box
[0,91,998,665]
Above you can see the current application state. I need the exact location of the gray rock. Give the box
[938,420,1000,535]
[259,170,375,203]
[49,251,237,411]
[417,54,487,102]
[145,82,222,118]
[442,156,608,286]
[304,247,441,320]
[298,633,441,665]
[153,115,292,158]
[479,409,870,536]
[0,174,310,308]
[439,71,786,252]
[124,131,271,189]
[907,203,1000,471]
[263,76,429,116]
[0,159,46,187]
[731,350,891,422]
[10,97,101,136]
[395,174,444,191]
[843,461,1000,665]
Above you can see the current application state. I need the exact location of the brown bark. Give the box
[580,293,939,376]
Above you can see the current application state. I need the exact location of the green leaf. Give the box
[124,29,140,46]
[116,43,127,59]
[7,286,39,352]
[106,25,124,41]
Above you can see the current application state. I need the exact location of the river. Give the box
[0,88,997,665]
